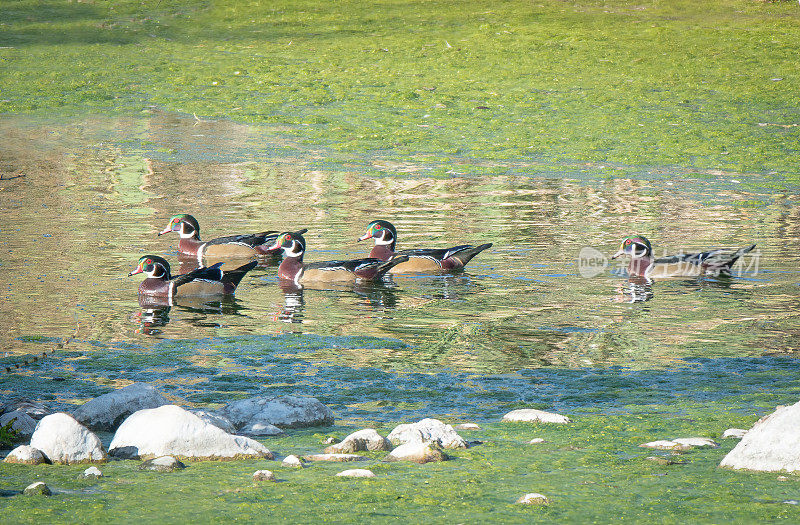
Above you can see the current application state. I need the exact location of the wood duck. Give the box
[611,235,756,278]
[358,220,492,273]
[267,232,409,286]
[129,255,257,299]
[158,214,307,261]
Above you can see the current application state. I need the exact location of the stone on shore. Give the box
[23,482,51,496]
[253,470,276,481]
[721,401,800,473]
[385,442,448,464]
[454,423,481,430]
[336,469,375,478]
[0,410,38,439]
[219,395,334,430]
[108,405,272,461]
[722,428,747,439]
[81,466,103,479]
[282,455,305,468]
[516,493,549,505]
[73,383,169,432]
[325,429,391,453]
[29,413,107,464]
[638,440,691,452]
[673,437,719,448]
[502,409,571,424]
[4,445,47,465]
[387,418,466,449]
[139,456,186,472]
[302,453,367,462]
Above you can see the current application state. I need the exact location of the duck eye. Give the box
[624,239,631,246]
[145,258,152,265]
[374,224,381,230]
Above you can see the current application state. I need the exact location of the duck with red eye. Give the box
[358,220,492,273]
[267,232,409,286]
[611,235,756,278]
[129,255,257,300]
[158,214,308,262]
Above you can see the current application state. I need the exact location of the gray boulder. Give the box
[139,456,186,472]
[73,383,169,431]
[219,395,334,430]
[0,397,50,420]
[108,405,272,461]
[188,409,236,434]
[385,442,448,464]
[325,429,391,453]
[721,401,800,473]
[387,418,466,449]
[0,410,37,439]
[29,413,107,464]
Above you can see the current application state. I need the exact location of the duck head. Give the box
[267,232,306,259]
[129,255,172,280]
[158,214,200,239]
[358,220,397,250]
[611,235,652,259]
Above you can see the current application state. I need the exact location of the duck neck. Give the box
[369,244,395,261]
[278,256,304,282]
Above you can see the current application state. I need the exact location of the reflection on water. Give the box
[1,113,799,374]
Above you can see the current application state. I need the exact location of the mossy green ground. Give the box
[2,409,799,524]
[1,0,799,176]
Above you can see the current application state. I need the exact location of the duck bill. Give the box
[611,250,625,260]
[157,225,174,236]
[358,232,372,242]
[265,240,282,252]
[128,264,144,276]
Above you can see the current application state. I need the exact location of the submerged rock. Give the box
[139,456,186,472]
[23,482,51,496]
[325,429,391,454]
[109,405,272,461]
[81,466,103,479]
[646,456,687,466]
[385,442,448,464]
[282,455,305,468]
[302,453,367,462]
[4,445,46,465]
[501,409,571,424]
[0,410,37,439]
[387,418,466,449]
[253,470,276,482]
[516,493,549,505]
[638,440,691,452]
[336,469,375,478]
[454,423,481,431]
[73,383,169,432]
[722,428,748,439]
[673,437,719,449]
[29,413,107,464]
[219,395,334,430]
[721,401,800,473]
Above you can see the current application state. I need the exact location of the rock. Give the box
[325,429,391,453]
[638,440,691,452]
[673,437,719,448]
[302,453,367,462]
[454,423,481,430]
[108,405,272,461]
[336,469,375,478]
[4,445,47,465]
[0,397,50,420]
[73,383,169,432]
[384,442,448,464]
[139,456,185,472]
[502,409,571,424]
[0,410,38,438]
[23,482,51,496]
[516,493,549,505]
[188,410,236,434]
[723,428,747,439]
[646,456,687,465]
[282,455,305,468]
[721,401,800,473]
[529,438,546,444]
[323,436,340,445]
[219,395,334,430]
[80,466,103,479]
[253,470,276,482]
[239,422,285,437]
[778,475,790,481]
[387,418,467,449]
[29,413,107,464]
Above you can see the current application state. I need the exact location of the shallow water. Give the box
[1,112,799,416]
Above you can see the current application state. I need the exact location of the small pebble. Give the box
[529,438,546,444]
[722,428,747,439]
[454,423,481,430]
[253,470,276,482]
[336,469,375,478]
[322,436,340,445]
[282,455,304,468]
[516,493,549,505]
[80,466,103,479]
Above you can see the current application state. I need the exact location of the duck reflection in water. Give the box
[274,279,399,324]
[614,275,654,303]
[134,295,244,335]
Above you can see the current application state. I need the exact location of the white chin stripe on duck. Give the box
[179,222,195,238]
[374,230,394,246]
[285,240,304,258]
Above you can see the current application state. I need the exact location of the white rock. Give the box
[81,466,103,479]
[23,482,51,496]
[188,409,236,434]
[140,456,185,472]
[638,440,691,452]
[336,469,375,478]
[529,438,546,444]
[673,437,719,448]
[239,421,285,437]
[501,409,571,424]
[387,418,467,449]
[0,410,37,438]
[219,395,334,430]
[29,413,107,464]
[323,436,339,445]
[4,445,46,465]
[325,429,391,453]
[454,423,481,430]
[722,428,747,439]
[282,454,305,468]
[253,470,276,481]
[73,383,169,431]
[302,453,367,462]
[108,405,272,460]
[721,401,800,473]
[516,493,549,505]
[384,442,448,464]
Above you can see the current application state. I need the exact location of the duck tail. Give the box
[450,243,493,266]
[706,244,757,275]
[375,255,410,277]
[221,260,258,287]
